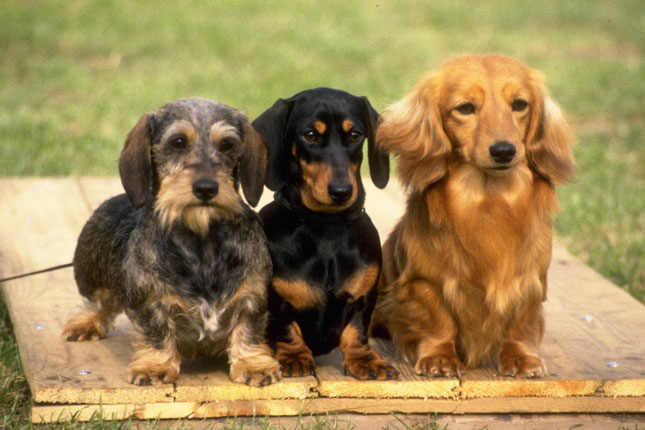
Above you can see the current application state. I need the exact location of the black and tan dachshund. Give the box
[252,88,398,380]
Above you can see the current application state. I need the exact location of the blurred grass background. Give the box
[1,0,643,427]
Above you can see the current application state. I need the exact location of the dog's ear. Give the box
[119,113,152,208]
[251,98,293,191]
[376,74,451,192]
[526,72,575,185]
[239,118,268,207]
[360,96,390,189]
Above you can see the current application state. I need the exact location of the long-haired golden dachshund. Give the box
[370,54,575,377]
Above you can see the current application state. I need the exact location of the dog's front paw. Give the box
[499,353,547,378]
[62,311,108,341]
[277,350,316,377]
[127,347,180,385]
[415,353,464,377]
[342,345,399,380]
[229,354,282,387]
[274,334,316,377]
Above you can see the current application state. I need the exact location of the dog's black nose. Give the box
[328,183,353,204]
[192,180,219,201]
[489,141,516,164]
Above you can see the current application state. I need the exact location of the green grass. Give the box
[1,0,643,428]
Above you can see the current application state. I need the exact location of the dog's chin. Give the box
[484,164,516,177]
[155,198,243,236]
[301,192,356,214]
[179,205,214,236]
[184,201,243,232]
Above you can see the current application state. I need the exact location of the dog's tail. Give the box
[0,263,73,283]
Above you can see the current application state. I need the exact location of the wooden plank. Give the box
[32,395,645,423]
[545,244,645,396]
[0,178,88,273]
[76,177,125,210]
[1,177,644,423]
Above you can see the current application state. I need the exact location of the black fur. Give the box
[261,202,381,355]
[253,88,398,380]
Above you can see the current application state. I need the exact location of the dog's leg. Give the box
[227,304,281,386]
[498,300,547,377]
[339,322,398,380]
[338,266,399,380]
[390,279,464,377]
[127,336,182,385]
[62,289,121,341]
[273,321,316,377]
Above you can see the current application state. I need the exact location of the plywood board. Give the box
[1,178,644,423]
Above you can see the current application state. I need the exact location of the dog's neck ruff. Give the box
[273,189,365,224]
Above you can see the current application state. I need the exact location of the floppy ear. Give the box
[251,99,293,191]
[239,118,268,207]
[360,96,390,189]
[376,73,451,192]
[526,73,575,185]
[119,113,152,208]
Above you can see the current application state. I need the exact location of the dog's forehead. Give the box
[440,56,533,101]
[290,91,364,129]
[154,98,241,136]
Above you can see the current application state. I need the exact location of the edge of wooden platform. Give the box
[31,396,645,423]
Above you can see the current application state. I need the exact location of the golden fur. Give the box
[370,54,574,377]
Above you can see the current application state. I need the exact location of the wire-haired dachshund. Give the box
[252,88,398,380]
[62,98,281,386]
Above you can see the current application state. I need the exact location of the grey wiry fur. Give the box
[62,98,280,386]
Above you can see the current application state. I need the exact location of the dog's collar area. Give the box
[273,189,365,223]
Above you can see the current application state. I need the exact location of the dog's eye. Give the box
[170,136,187,149]
[348,131,363,143]
[302,131,317,143]
[219,138,236,152]
[455,102,476,115]
[511,98,529,112]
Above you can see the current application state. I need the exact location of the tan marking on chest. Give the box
[337,264,379,302]
[272,277,325,310]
